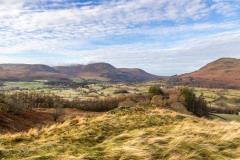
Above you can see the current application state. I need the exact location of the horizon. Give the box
[1,0,240,76]
[0,57,239,76]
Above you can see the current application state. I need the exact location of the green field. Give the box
[3,81,48,90]
[211,113,240,122]
[1,81,153,100]
[2,82,240,107]
[194,87,240,109]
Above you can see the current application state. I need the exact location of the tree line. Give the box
[167,76,240,89]
[0,86,224,119]
[0,91,136,114]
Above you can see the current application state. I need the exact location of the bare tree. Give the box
[51,101,65,122]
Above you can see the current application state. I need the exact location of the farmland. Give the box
[1,80,163,100]
[2,80,240,123]
[194,87,240,111]
[2,81,240,109]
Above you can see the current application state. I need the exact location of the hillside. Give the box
[55,63,162,82]
[0,64,67,81]
[0,109,52,133]
[0,108,104,133]
[0,63,161,82]
[180,58,240,87]
[0,107,240,159]
[55,63,120,78]
[0,64,58,73]
[118,68,160,82]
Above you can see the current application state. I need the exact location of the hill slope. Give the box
[0,64,58,73]
[118,68,160,82]
[181,58,240,86]
[55,63,120,78]
[0,109,52,133]
[0,64,66,81]
[0,107,240,159]
[0,63,161,82]
[55,63,161,82]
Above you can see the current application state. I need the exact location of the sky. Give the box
[0,0,240,76]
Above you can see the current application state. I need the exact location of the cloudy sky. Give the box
[0,0,240,75]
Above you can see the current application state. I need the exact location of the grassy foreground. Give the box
[1,107,240,160]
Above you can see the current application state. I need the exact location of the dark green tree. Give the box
[149,85,164,96]
[180,87,208,117]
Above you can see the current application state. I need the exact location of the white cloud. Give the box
[54,30,240,75]
[0,0,240,75]
[0,0,237,39]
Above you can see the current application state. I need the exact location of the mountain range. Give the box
[0,63,162,82]
[0,58,239,85]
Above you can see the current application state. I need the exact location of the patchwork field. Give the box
[2,81,48,90]
[194,87,240,109]
[1,81,163,100]
[2,81,240,117]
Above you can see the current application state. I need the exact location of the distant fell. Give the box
[0,63,162,82]
[55,63,162,82]
[0,64,59,73]
[180,58,240,87]
[118,68,160,82]
[0,64,66,81]
[55,63,120,77]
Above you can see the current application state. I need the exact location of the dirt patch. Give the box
[0,108,105,134]
[0,109,52,133]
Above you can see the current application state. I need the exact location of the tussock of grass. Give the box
[1,106,240,159]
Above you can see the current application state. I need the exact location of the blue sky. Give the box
[0,0,240,75]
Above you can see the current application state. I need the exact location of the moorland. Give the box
[0,58,240,159]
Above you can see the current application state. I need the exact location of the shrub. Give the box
[165,88,185,104]
[151,95,164,107]
[114,89,129,94]
[149,86,164,96]
[0,103,9,112]
[6,98,22,114]
[170,102,189,114]
[119,99,137,107]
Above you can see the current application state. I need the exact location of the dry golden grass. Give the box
[1,106,240,159]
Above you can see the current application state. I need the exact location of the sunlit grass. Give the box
[3,81,48,90]
[1,107,240,159]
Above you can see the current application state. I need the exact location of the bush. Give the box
[119,99,137,107]
[165,88,185,104]
[0,103,9,112]
[6,98,22,114]
[71,96,125,112]
[114,89,129,94]
[151,95,164,107]
[149,86,164,96]
[170,102,189,114]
